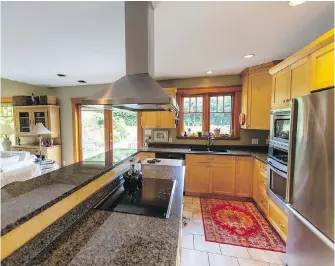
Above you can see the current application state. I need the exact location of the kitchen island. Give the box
[28,164,185,266]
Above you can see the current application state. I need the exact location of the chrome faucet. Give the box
[206,132,214,150]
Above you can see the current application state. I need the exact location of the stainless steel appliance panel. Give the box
[287,205,334,266]
[290,88,334,241]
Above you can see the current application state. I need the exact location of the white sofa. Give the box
[0,151,41,187]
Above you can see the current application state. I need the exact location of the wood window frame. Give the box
[176,86,241,139]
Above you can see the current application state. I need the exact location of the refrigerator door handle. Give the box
[286,99,298,203]
[286,204,334,250]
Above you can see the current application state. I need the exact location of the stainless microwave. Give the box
[270,108,291,149]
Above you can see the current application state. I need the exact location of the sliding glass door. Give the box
[76,102,138,163]
[80,106,106,160]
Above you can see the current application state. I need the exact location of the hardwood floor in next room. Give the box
[181,196,286,266]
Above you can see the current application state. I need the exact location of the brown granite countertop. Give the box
[29,164,185,266]
[141,146,268,164]
[1,149,138,235]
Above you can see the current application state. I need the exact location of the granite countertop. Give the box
[141,146,268,163]
[29,164,185,266]
[1,149,138,235]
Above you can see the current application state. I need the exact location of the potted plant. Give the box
[214,128,221,137]
[197,131,203,137]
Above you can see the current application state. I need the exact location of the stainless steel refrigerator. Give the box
[286,88,334,266]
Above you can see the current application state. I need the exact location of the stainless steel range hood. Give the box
[82,2,178,112]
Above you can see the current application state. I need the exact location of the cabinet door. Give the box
[252,159,260,202]
[290,57,310,99]
[248,71,272,129]
[211,163,236,196]
[31,108,48,128]
[272,68,290,108]
[235,157,253,197]
[185,163,210,193]
[240,75,249,129]
[14,108,32,133]
[159,111,176,128]
[310,42,334,91]
[141,112,159,128]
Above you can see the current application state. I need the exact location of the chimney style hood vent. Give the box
[82,2,178,112]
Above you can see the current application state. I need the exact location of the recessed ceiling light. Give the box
[289,0,306,6]
[243,54,254,59]
[206,70,213,74]
[57,73,66,77]
[78,80,87,84]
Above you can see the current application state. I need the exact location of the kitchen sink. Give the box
[188,147,228,153]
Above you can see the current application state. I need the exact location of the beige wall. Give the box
[152,128,269,146]
[1,78,50,97]
[157,75,241,88]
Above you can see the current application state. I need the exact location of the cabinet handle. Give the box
[278,220,285,228]
[262,182,266,186]
[282,100,286,103]
[261,200,266,204]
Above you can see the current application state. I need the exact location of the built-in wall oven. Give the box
[267,108,292,210]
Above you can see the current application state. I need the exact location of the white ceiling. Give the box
[1,1,334,87]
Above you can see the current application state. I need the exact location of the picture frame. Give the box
[153,130,169,143]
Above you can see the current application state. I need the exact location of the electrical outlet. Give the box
[63,161,66,166]
[266,138,269,144]
[251,138,259,145]
[169,137,172,143]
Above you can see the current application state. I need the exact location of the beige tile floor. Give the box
[181,196,286,266]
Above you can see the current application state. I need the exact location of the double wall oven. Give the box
[267,108,292,209]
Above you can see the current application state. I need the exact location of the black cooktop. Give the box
[96,177,176,218]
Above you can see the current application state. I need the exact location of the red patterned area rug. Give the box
[200,198,286,252]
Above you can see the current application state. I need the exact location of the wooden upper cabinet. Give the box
[185,163,210,193]
[141,112,159,128]
[211,163,236,196]
[235,156,253,197]
[159,111,176,128]
[270,29,334,101]
[14,105,60,138]
[310,42,334,91]
[141,88,177,129]
[240,61,278,130]
[272,68,290,108]
[248,72,272,129]
[290,58,310,99]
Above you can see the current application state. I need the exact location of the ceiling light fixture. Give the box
[78,80,87,84]
[289,0,306,6]
[206,70,213,74]
[243,54,254,59]
[57,73,66,77]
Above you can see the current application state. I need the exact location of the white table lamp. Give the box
[1,125,15,151]
[32,123,52,159]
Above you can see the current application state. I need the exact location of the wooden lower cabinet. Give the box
[235,156,253,197]
[252,159,260,202]
[185,163,210,193]
[268,198,288,242]
[135,152,155,160]
[211,163,235,196]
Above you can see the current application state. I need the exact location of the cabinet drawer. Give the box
[258,187,269,215]
[135,152,155,160]
[186,154,235,165]
[259,171,267,191]
[268,199,288,241]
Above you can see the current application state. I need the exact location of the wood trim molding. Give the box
[233,91,241,137]
[269,28,334,75]
[176,86,241,95]
[1,97,12,103]
[240,61,282,76]
[71,98,84,163]
[137,112,143,149]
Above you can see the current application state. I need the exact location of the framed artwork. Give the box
[153,130,169,142]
